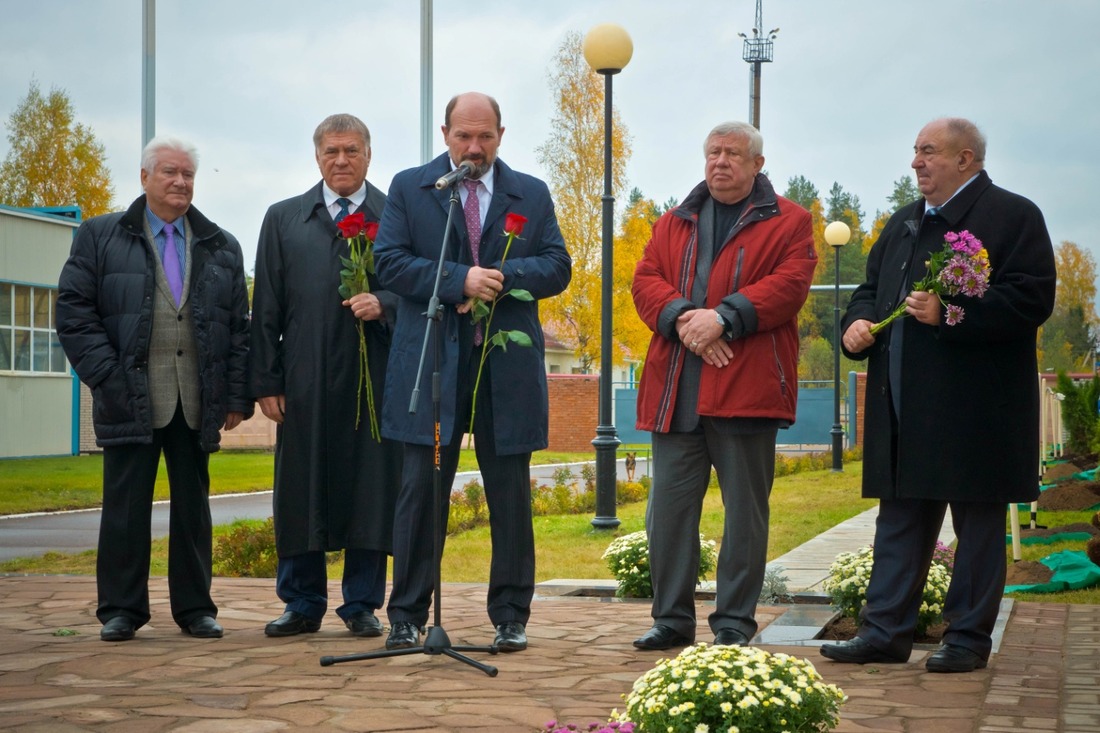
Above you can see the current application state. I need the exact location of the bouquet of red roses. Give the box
[337,212,381,439]
[870,229,991,335]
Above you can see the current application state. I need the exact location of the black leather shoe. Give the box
[633,624,693,651]
[344,611,383,638]
[494,621,528,652]
[713,628,750,646]
[100,616,136,642]
[184,616,223,638]
[264,611,321,637]
[925,643,988,673]
[385,621,421,649]
[819,637,906,664]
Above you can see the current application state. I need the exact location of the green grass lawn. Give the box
[4,453,1099,606]
[2,460,876,582]
[0,449,591,515]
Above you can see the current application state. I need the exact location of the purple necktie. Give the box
[163,223,183,305]
[463,179,483,345]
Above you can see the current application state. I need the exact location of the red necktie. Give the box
[463,179,483,345]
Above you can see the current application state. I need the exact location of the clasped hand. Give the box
[676,309,732,368]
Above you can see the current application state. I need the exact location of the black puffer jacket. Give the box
[57,195,253,452]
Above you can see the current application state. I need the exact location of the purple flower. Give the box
[945,304,965,326]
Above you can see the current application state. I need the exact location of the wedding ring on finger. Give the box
[691,341,698,348]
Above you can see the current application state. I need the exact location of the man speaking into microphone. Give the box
[374,92,571,652]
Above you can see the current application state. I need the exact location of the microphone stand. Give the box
[320,182,498,676]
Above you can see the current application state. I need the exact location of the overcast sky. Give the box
[2,0,1097,275]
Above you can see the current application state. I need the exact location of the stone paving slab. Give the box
[0,575,1095,732]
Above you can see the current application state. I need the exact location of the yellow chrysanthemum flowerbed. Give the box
[614,643,846,732]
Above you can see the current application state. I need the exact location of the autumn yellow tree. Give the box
[536,31,631,372]
[613,189,660,371]
[0,81,114,217]
[1039,240,1098,371]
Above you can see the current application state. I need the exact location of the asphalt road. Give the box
[0,457,651,564]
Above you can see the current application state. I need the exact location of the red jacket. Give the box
[633,176,815,433]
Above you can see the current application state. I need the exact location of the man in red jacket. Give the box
[631,121,815,651]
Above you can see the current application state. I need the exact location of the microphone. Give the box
[434,160,477,190]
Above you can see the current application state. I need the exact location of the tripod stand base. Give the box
[320,625,499,676]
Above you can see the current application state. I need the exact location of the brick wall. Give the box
[547,374,598,452]
[77,373,604,454]
[78,383,96,453]
[854,372,867,447]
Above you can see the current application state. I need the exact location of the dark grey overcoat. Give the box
[842,170,1056,503]
[249,181,401,556]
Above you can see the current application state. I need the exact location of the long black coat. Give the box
[842,171,1055,503]
[57,195,252,452]
[249,182,401,556]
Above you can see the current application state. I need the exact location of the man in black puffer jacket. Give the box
[57,136,252,643]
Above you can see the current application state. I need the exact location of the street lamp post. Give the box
[824,221,851,472]
[583,23,632,530]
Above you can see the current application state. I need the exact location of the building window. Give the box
[0,282,68,374]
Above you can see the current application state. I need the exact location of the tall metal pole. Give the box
[141,0,155,147]
[419,0,433,165]
[831,246,843,471]
[591,70,621,529]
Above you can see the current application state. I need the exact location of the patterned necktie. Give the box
[463,179,483,345]
[335,197,351,224]
[925,205,940,217]
[163,223,183,305]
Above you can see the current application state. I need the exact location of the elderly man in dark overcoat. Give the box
[250,114,401,638]
[821,118,1056,672]
[374,92,571,653]
[57,136,252,642]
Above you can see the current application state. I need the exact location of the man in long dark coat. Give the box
[821,118,1056,672]
[250,114,401,638]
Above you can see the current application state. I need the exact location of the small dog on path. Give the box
[625,452,637,482]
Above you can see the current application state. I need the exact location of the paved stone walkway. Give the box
[2,502,1099,732]
[0,574,1097,732]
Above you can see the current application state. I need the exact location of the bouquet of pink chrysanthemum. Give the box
[870,229,991,335]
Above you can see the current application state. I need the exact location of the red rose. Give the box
[337,211,367,238]
[504,212,528,236]
[363,220,380,242]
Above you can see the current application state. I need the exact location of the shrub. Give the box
[213,518,278,578]
[1056,371,1100,456]
[602,529,717,598]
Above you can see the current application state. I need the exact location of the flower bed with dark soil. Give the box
[1036,481,1100,511]
[818,616,945,644]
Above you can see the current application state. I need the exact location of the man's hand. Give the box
[343,292,384,322]
[257,395,286,424]
[223,411,245,431]
[842,319,876,353]
[462,266,504,302]
[906,290,941,326]
[676,309,731,367]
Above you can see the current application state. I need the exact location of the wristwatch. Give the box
[715,311,728,330]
